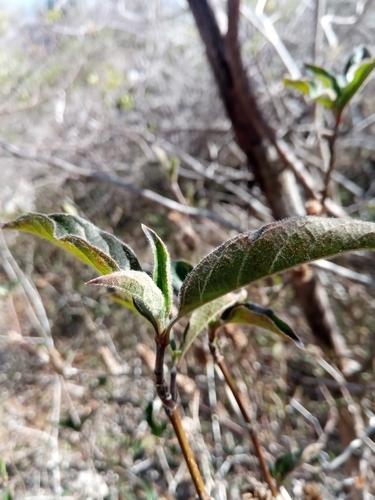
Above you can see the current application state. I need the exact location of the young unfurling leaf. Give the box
[221,303,303,348]
[88,270,167,334]
[142,225,173,315]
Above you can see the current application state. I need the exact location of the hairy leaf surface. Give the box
[88,270,167,334]
[2,213,141,275]
[142,225,173,314]
[178,216,375,317]
[179,289,247,362]
[221,303,302,348]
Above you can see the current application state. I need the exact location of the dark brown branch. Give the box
[187,0,352,370]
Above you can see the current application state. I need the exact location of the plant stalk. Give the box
[321,115,341,207]
[208,329,278,498]
[154,336,210,500]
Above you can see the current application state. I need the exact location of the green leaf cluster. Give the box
[284,47,375,118]
[3,212,375,357]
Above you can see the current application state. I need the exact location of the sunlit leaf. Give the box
[343,46,371,76]
[171,260,194,292]
[284,78,314,96]
[2,213,141,275]
[178,216,375,317]
[304,64,341,95]
[142,225,173,315]
[221,303,303,348]
[284,78,335,108]
[88,270,167,334]
[179,289,247,361]
[337,59,375,113]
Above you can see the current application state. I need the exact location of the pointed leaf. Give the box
[179,289,247,361]
[221,303,303,348]
[284,78,336,108]
[178,216,375,317]
[1,213,141,275]
[304,64,341,96]
[337,59,375,112]
[171,260,194,292]
[343,46,371,76]
[88,270,167,334]
[142,225,173,314]
[284,78,314,96]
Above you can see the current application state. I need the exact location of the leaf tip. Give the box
[295,339,305,350]
[86,277,103,286]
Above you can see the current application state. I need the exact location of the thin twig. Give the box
[208,326,278,497]
[0,137,242,232]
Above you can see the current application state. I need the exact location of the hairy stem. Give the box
[154,337,210,500]
[208,328,278,498]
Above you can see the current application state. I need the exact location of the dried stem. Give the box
[208,326,277,498]
[154,336,210,500]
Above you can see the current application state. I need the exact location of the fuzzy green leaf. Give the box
[171,260,194,292]
[337,59,375,112]
[1,213,141,275]
[221,303,302,348]
[179,289,247,361]
[88,270,167,334]
[178,216,375,317]
[142,225,173,314]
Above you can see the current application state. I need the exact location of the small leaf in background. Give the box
[221,303,303,348]
[88,270,167,334]
[1,489,12,500]
[304,64,341,95]
[269,449,302,484]
[145,401,167,437]
[336,58,375,114]
[1,213,141,275]
[178,216,375,317]
[284,78,336,108]
[0,457,7,479]
[343,45,371,76]
[171,260,194,293]
[142,225,173,315]
[179,289,247,361]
